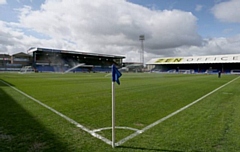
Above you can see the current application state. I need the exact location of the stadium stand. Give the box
[146,54,240,74]
[27,47,125,73]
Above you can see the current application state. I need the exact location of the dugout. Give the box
[146,54,240,74]
[27,47,125,72]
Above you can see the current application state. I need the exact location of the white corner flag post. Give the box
[111,64,122,148]
[112,80,115,148]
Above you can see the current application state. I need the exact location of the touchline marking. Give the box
[0,80,112,146]
[116,76,240,146]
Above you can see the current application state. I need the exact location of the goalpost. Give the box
[19,66,33,74]
[178,69,195,74]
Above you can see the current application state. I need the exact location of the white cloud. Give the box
[0,0,6,5]
[212,0,240,23]
[173,35,240,57]
[0,21,77,54]
[15,0,202,61]
[2,0,240,63]
[195,5,203,12]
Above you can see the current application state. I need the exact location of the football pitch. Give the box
[1,72,240,151]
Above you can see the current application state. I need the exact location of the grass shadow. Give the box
[0,79,15,87]
[0,82,69,151]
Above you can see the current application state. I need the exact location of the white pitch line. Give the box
[116,76,240,146]
[92,126,140,133]
[0,80,112,146]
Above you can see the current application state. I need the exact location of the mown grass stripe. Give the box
[116,76,240,146]
[0,79,112,146]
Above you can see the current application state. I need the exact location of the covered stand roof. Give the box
[146,54,240,65]
[27,47,125,59]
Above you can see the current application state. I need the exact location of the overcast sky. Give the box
[1,0,240,62]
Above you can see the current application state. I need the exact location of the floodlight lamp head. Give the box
[139,35,145,40]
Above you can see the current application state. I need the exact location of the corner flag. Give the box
[111,64,122,148]
[112,65,122,85]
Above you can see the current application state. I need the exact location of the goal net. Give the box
[19,66,33,74]
[179,69,194,74]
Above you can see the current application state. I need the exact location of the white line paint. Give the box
[0,80,112,146]
[92,126,140,133]
[116,76,240,146]
[2,76,239,147]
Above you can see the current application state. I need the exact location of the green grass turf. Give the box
[0,72,240,151]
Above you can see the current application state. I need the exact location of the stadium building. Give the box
[146,54,240,74]
[27,47,125,72]
[0,52,32,71]
[0,54,11,71]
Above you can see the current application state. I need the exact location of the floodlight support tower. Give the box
[139,35,145,67]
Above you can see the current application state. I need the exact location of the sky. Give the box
[1,0,240,63]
